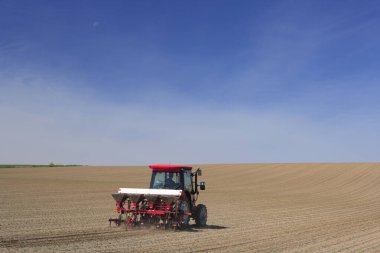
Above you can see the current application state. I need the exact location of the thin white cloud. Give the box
[0,73,379,165]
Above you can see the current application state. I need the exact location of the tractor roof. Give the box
[149,164,192,173]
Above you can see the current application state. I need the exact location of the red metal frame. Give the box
[114,208,180,215]
[115,202,175,215]
[110,194,192,229]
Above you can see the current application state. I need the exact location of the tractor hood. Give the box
[112,188,183,203]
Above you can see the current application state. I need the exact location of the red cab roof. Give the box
[149,164,192,173]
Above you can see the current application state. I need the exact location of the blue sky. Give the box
[1,0,379,165]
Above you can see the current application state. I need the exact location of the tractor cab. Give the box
[149,164,205,208]
[150,170,182,190]
[149,164,205,192]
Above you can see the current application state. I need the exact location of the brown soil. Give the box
[1,163,380,252]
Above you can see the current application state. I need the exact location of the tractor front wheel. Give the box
[195,204,207,227]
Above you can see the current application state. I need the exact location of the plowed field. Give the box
[1,163,380,252]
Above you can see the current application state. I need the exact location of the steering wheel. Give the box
[154,180,164,189]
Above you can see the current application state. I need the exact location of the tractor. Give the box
[109,164,207,230]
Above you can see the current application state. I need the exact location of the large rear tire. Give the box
[178,199,190,229]
[195,204,207,227]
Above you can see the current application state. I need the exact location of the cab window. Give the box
[183,171,192,192]
[151,172,180,189]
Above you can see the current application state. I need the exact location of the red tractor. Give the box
[109,164,207,230]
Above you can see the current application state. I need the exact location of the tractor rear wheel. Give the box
[178,199,190,229]
[195,204,207,227]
